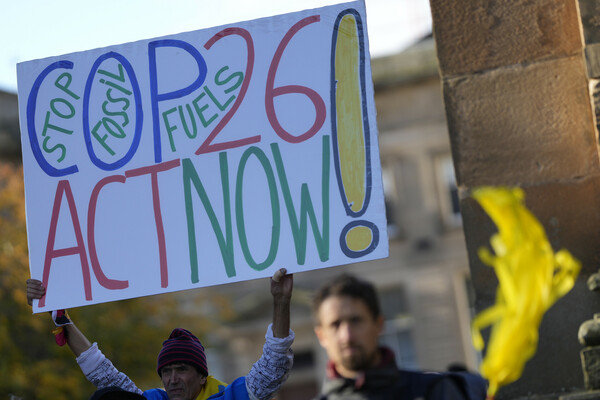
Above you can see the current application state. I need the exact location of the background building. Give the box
[0,89,19,161]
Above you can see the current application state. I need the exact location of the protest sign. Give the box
[17,0,388,312]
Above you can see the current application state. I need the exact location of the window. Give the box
[379,287,418,369]
[380,317,418,369]
[382,165,401,239]
[435,154,461,229]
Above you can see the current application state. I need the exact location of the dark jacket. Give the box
[315,348,487,400]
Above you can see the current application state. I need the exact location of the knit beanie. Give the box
[157,328,208,377]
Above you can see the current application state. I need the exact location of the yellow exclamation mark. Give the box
[331,9,379,258]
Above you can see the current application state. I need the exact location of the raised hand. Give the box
[271,268,293,303]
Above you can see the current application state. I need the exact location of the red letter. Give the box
[125,159,181,288]
[39,180,91,307]
[195,28,259,154]
[265,15,325,143]
[88,175,129,289]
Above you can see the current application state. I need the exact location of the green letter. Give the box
[235,147,280,271]
[182,155,235,280]
[178,104,198,139]
[271,134,330,263]
[90,120,115,156]
[192,91,217,128]
[162,107,178,152]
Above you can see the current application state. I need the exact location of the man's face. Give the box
[315,295,384,378]
[160,363,206,400]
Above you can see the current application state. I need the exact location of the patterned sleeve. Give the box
[245,324,294,400]
[76,342,144,395]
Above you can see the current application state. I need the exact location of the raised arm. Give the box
[241,268,295,400]
[26,278,142,394]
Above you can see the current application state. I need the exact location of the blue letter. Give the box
[148,39,207,162]
[83,52,143,171]
[26,61,78,177]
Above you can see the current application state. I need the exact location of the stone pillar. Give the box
[429,1,600,398]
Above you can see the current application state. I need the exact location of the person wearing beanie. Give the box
[27,268,294,400]
[157,328,209,377]
[143,328,223,400]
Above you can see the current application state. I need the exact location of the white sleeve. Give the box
[245,324,294,400]
[76,342,144,394]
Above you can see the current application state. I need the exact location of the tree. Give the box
[0,161,236,399]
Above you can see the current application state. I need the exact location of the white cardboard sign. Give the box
[17,0,388,312]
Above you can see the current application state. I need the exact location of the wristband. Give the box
[49,309,72,346]
[51,309,72,327]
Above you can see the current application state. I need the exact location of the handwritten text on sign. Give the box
[17,0,388,312]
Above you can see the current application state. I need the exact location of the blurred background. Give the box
[0,1,479,399]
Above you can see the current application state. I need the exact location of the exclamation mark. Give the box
[331,8,379,258]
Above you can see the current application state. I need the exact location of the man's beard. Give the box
[341,347,378,372]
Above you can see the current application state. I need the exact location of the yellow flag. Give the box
[471,187,580,398]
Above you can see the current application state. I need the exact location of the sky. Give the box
[0,0,432,94]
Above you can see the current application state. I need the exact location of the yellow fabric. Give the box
[51,326,63,335]
[196,376,228,400]
[471,187,580,398]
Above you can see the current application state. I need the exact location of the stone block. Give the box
[585,43,600,78]
[579,0,600,45]
[459,177,600,398]
[430,0,583,76]
[560,390,600,400]
[582,347,600,390]
[443,55,599,188]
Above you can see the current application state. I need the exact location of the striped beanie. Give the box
[157,328,208,377]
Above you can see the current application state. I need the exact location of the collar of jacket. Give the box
[325,347,398,389]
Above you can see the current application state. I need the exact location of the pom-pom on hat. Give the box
[157,328,208,377]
